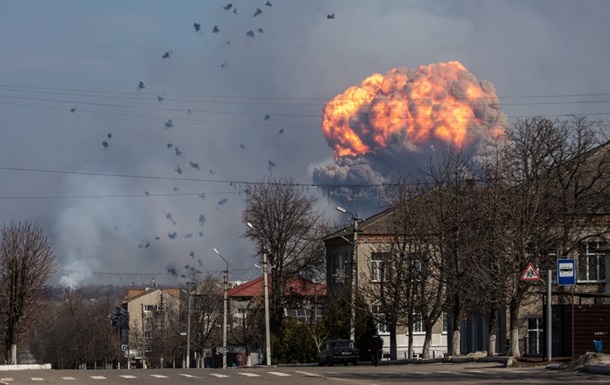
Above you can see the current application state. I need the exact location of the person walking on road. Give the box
[370,334,383,366]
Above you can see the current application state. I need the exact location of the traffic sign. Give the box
[520,263,541,281]
[557,259,575,286]
[121,344,128,351]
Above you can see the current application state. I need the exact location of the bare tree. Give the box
[498,116,610,357]
[0,221,57,364]
[243,176,330,332]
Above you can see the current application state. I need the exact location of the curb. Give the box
[582,364,610,375]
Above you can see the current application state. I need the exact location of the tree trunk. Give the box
[389,324,398,360]
[487,305,498,356]
[422,327,432,359]
[451,303,461,356]
[10,344,17,365]
[509,302,521,357]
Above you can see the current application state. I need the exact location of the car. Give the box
[318,339,359,366]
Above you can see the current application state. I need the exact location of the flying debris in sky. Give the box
[168,232,177,240]
[193,22,201,32]
[70,107,76,113]
[209,169,215,174]
[102,141,109,148]
[162,51,171,59]
[198,193,206,199]
[155,236,160,240]
[166,213,176,225]
[265,1,272,6]
[175,147,182,156]
[189,251,195,258]
[264,114,271,120]
[213,25,219,33]
[199,232,204,238]
[218,198,228,205]
[166,143,173,149]
[199,214,206,226]
[189,161,200,170]
[187,109,192,115]
[107,133,112,139]
[233,8,238,15]
[223,3,233,11]
[221,61,228,69]
[268,160,276,172]
[185,234,193,239]
[278,128,284,134]
[164,119,173,129]
[144,191,150,196]
[239,144,246,149]
[257,28,264,34]
[145,242,150,248]
[173,186,179,192]
[246,30,254,38]
[327,13,335,19]
[174,166,182,175]
[157,96,164,102]
[253,8,262,17]
[138,81,145,89]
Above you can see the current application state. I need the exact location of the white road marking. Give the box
[0,379,13,382]
[239,372,260,377]
[120,374,138,378]
[149,374,169,378]
[295,371,320,377]
[31,378,44,381]
[268,371,291,376]
[180,373,197,378]
[61,377,76,380]
[91,376,107,379]
[210,373,229,378]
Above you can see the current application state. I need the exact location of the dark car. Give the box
[318,339,359,366]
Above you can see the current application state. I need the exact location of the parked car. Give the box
[318,339,359,366]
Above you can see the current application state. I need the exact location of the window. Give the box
[145,318,153,325]
[371,252,389,282]
[413,313,424,334]
[144,331,153,339]
[578,242,606,283]
[527,318,543,356]
[442,313,447,334]
[333,254,346,283]
[372,305,388,333]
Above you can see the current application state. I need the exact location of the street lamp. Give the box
[247,222,271,366]
[185,281,193,369]
[213,248,229,369]
[336,206,360,343]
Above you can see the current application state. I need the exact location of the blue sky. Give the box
[1,0,609,287]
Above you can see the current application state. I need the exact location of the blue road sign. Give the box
[557,259,575,286]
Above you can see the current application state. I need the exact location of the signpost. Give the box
[557,259,575,286]
[520,262,541,281]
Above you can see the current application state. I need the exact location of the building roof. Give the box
[227,275,327,298]
[123,287,181,302]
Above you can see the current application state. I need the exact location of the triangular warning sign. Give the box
[520,262,541,281]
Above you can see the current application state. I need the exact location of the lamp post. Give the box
[247,222,271,366]
[336,206,359,343]
[185,281,192,369]
[213,248,229,369]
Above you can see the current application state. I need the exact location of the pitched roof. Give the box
[227,275,327,298]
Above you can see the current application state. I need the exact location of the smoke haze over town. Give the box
[1,0,609,287]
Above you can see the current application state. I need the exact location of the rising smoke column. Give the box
[313,61,508,194]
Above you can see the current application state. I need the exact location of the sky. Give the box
[1,0,609,288]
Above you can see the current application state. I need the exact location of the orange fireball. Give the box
[321,61,506,160]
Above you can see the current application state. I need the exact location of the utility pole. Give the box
[214,248,230,369]
[263,249,272,366]
[186,281,192,369]
[336,206,360,343]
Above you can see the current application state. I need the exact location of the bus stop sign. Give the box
[557,259,575,286]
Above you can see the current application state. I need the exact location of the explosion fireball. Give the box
[314,61,508,197]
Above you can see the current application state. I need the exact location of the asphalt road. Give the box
[0,362,608,384]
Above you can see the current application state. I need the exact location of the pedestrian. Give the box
[369,334,383,366]
[236,353,242,367]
